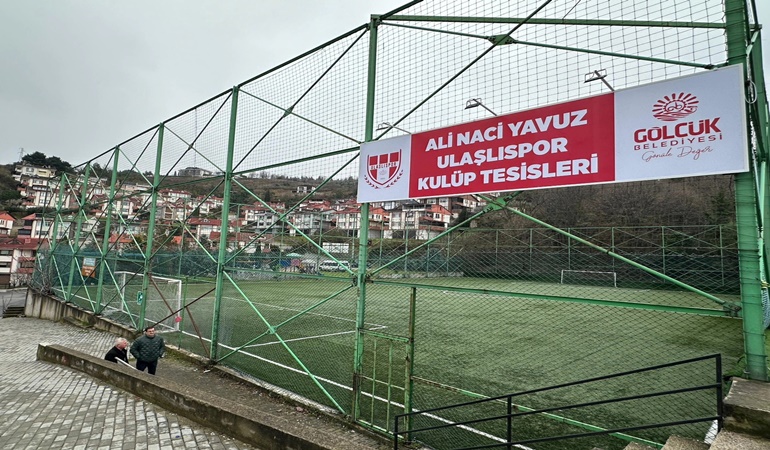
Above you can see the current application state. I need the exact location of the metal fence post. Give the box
[65,164,92,302]
[354,13,379,422]
[726,0,769,381]
[507,395,513,450]
[716,354,724,432]
[95,147,121,313]
[405,287,416,442]
[139,125,164,329]
[211,86,239,362]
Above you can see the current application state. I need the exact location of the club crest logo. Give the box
[366,150,403,188]
[652,92,699,122]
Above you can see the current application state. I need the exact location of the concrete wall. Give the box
[24,289,136,338]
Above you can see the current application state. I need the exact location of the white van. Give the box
[319,260,351,272]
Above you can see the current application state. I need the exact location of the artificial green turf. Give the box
[69,274,744,449]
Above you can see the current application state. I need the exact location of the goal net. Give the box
[104,271,183,331]
[560,269,617,288]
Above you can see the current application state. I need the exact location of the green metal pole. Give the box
[720,225,726,288]
[662,227,667,276]
[748,29,770,162]
[494,229,499,272]
[139,125,165,330]
[45,173,69,294]
[48,173,67,254]
[353,14,378,422]
[445,234,450,277]
[529,228,533,275]
[751,37,770,281]
[611,227,616,273]
[726,0,768,381]
[404,228,409,273]
[65,164,92,302]
[210,87,239,362]
[404,287,416,442]
[95,147,121,314]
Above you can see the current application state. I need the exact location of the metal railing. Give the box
[393,354,723,450]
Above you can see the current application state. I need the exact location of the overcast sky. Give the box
[1,1,769,167]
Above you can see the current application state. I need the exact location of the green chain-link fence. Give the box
[32,0,769,448]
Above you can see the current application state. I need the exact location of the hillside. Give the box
[0,164,22,214]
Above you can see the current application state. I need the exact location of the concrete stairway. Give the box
[2,306,25,318]
[621,377,770,450]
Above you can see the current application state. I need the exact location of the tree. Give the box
[46,156,73,173]
[523,185,593,228]
[449,208,473,229]
[706,189,734,224]
[21,151,74,173]
[0,167,21,208]
[22,151,48,166]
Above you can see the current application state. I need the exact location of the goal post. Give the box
[108,271,183,331]
[560,269,617,288]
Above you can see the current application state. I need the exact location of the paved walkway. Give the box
[0,317,256,450]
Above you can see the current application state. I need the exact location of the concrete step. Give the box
[723,378,770,439]
[2,306,25,318]
[710,430,770,449]
[660,436,709,450]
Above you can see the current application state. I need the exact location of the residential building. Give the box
[175,167,213,177]
[242,204,286,234]
[296,185,316,194]
[386,201,452,240]
[0,237,44,287]
[331,207,361,237]
[187,218,221,239]
[159,188,192,204]
[14,162,57,208]
[0,212,14,236]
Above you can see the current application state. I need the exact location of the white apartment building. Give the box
[14,163,57,209]
[0,237,43,287]
[0,212,14,236]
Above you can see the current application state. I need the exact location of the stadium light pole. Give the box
[376,122,411,134]
[465,98,498,116]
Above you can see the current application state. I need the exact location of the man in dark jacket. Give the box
[104,337,129,363]
[130,326,165,375]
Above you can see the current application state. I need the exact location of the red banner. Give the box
[410,95,615,197]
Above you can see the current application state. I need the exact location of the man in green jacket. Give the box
[130,326,165,375]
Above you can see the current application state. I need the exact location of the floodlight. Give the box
[584,69,615,91]
[464,98,498,116]
[376,122,412,134]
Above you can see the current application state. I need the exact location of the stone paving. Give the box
[0,317,256,450]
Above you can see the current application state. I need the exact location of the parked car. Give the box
[319,260,351,272]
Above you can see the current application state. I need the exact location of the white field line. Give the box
[221,295,389,330]
[100,295,389,341]
[242,325,388,349]
[100,305,178,333]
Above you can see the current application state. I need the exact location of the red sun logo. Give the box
[652,92,699,122]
